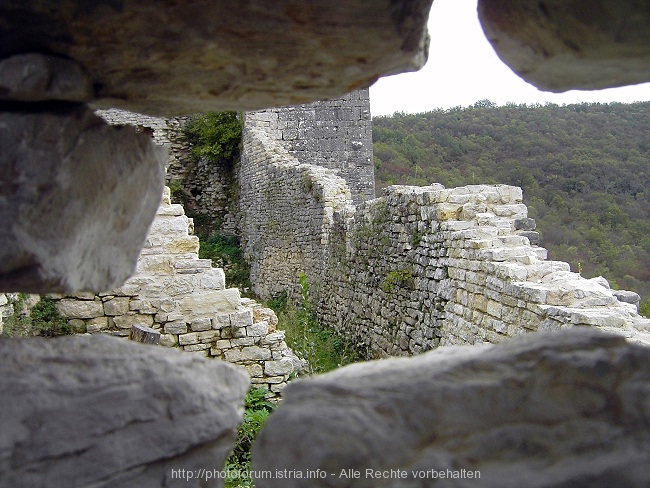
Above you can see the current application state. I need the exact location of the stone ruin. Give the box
[1,0,650,486]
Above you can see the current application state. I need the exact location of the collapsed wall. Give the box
[240,120,650,357]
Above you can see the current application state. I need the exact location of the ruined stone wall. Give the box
[246,89,374,205]
[321,184,650,356]
[239,125,650,357]
[97,109,238,236]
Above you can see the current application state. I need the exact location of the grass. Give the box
[267,274,363,375]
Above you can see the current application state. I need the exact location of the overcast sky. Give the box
[369,0,650,116]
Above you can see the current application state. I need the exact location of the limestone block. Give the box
[224,346,272,362]
[213,313,232,330]
[0,106,165,293]
[253,329,650,487]
[199,268,226,291]
[247,321,269,337]
[112,313,154,330]
[191,317,213,332]
[231,309,254,328]
[103,297,130,316]
[0,0,432,115]
[159,333,178,347]
[179,289,241,320]
[0,53,92,102]
[164,321,188,335]
[478,0,650,92]
[0,334,249,488]
[57,299,103,319]
[85,316,109,333]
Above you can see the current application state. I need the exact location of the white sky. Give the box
[369,0,650,116]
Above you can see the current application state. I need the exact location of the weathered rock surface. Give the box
[0,0,432,115]
[478,0,650,91]
[0,106,165,293]
[0,334,249,488]
[253,329,650,487]
[0,53,92,102]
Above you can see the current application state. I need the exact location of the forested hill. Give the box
[372,101,650,307]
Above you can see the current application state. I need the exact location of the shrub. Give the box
[1,295,74,337]
[641,298,650,319]
[183,112,242,168]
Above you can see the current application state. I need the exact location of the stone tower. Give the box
[245,89,375,204]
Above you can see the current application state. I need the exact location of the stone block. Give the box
[112,313,154,330]
[0,107,165,293]
[86,316,109,333]
[253,329,650,487]
[213,313,231,330]
[264,359,295,377]
[247,321,269,337]
[0,334,248,488]
[57,299,104,319]
[0,53,92,102]
[103,297,130,316]
[190,317,212,332]
[225,346,272,362]
[164,321,188,335]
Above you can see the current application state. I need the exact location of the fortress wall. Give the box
[239,117,650,356]
[321,184,650,357]
[238,124,353,299]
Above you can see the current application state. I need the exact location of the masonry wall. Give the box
[238,125,353,299]
[239,123,650,356]
[246,89,374,205]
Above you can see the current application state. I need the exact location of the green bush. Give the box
[224,387,276,488]
[1,295,75,337]
[183,111,242,168]
[30,296,75,336]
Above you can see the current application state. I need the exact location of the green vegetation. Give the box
[641,298,650,319]
[373,101,650,302]
[224,387,276,488]
[2,295,76,337]
[183,111,242,168]
[381,268,414,293]
[199,232,251,293]
[268,274,362,374]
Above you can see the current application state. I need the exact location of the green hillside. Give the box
[372,101,650,306]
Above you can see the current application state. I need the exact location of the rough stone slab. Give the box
[478,0,650,92]
[56,299,104,319]
[0,334,249,488]
[253,329,650,487]
[0,0,433,115]
[0,53,92,102]
[0,106,165,293]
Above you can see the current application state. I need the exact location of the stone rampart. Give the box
[240,124,650,356]
[239,126,353,299]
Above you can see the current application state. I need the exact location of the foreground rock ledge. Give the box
[0,106,166,293]
[0,0,433,115]
[0,335,249,488]
[253,328,650,487]
[478,0,650,91]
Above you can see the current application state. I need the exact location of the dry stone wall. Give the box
[240,122,650,357]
